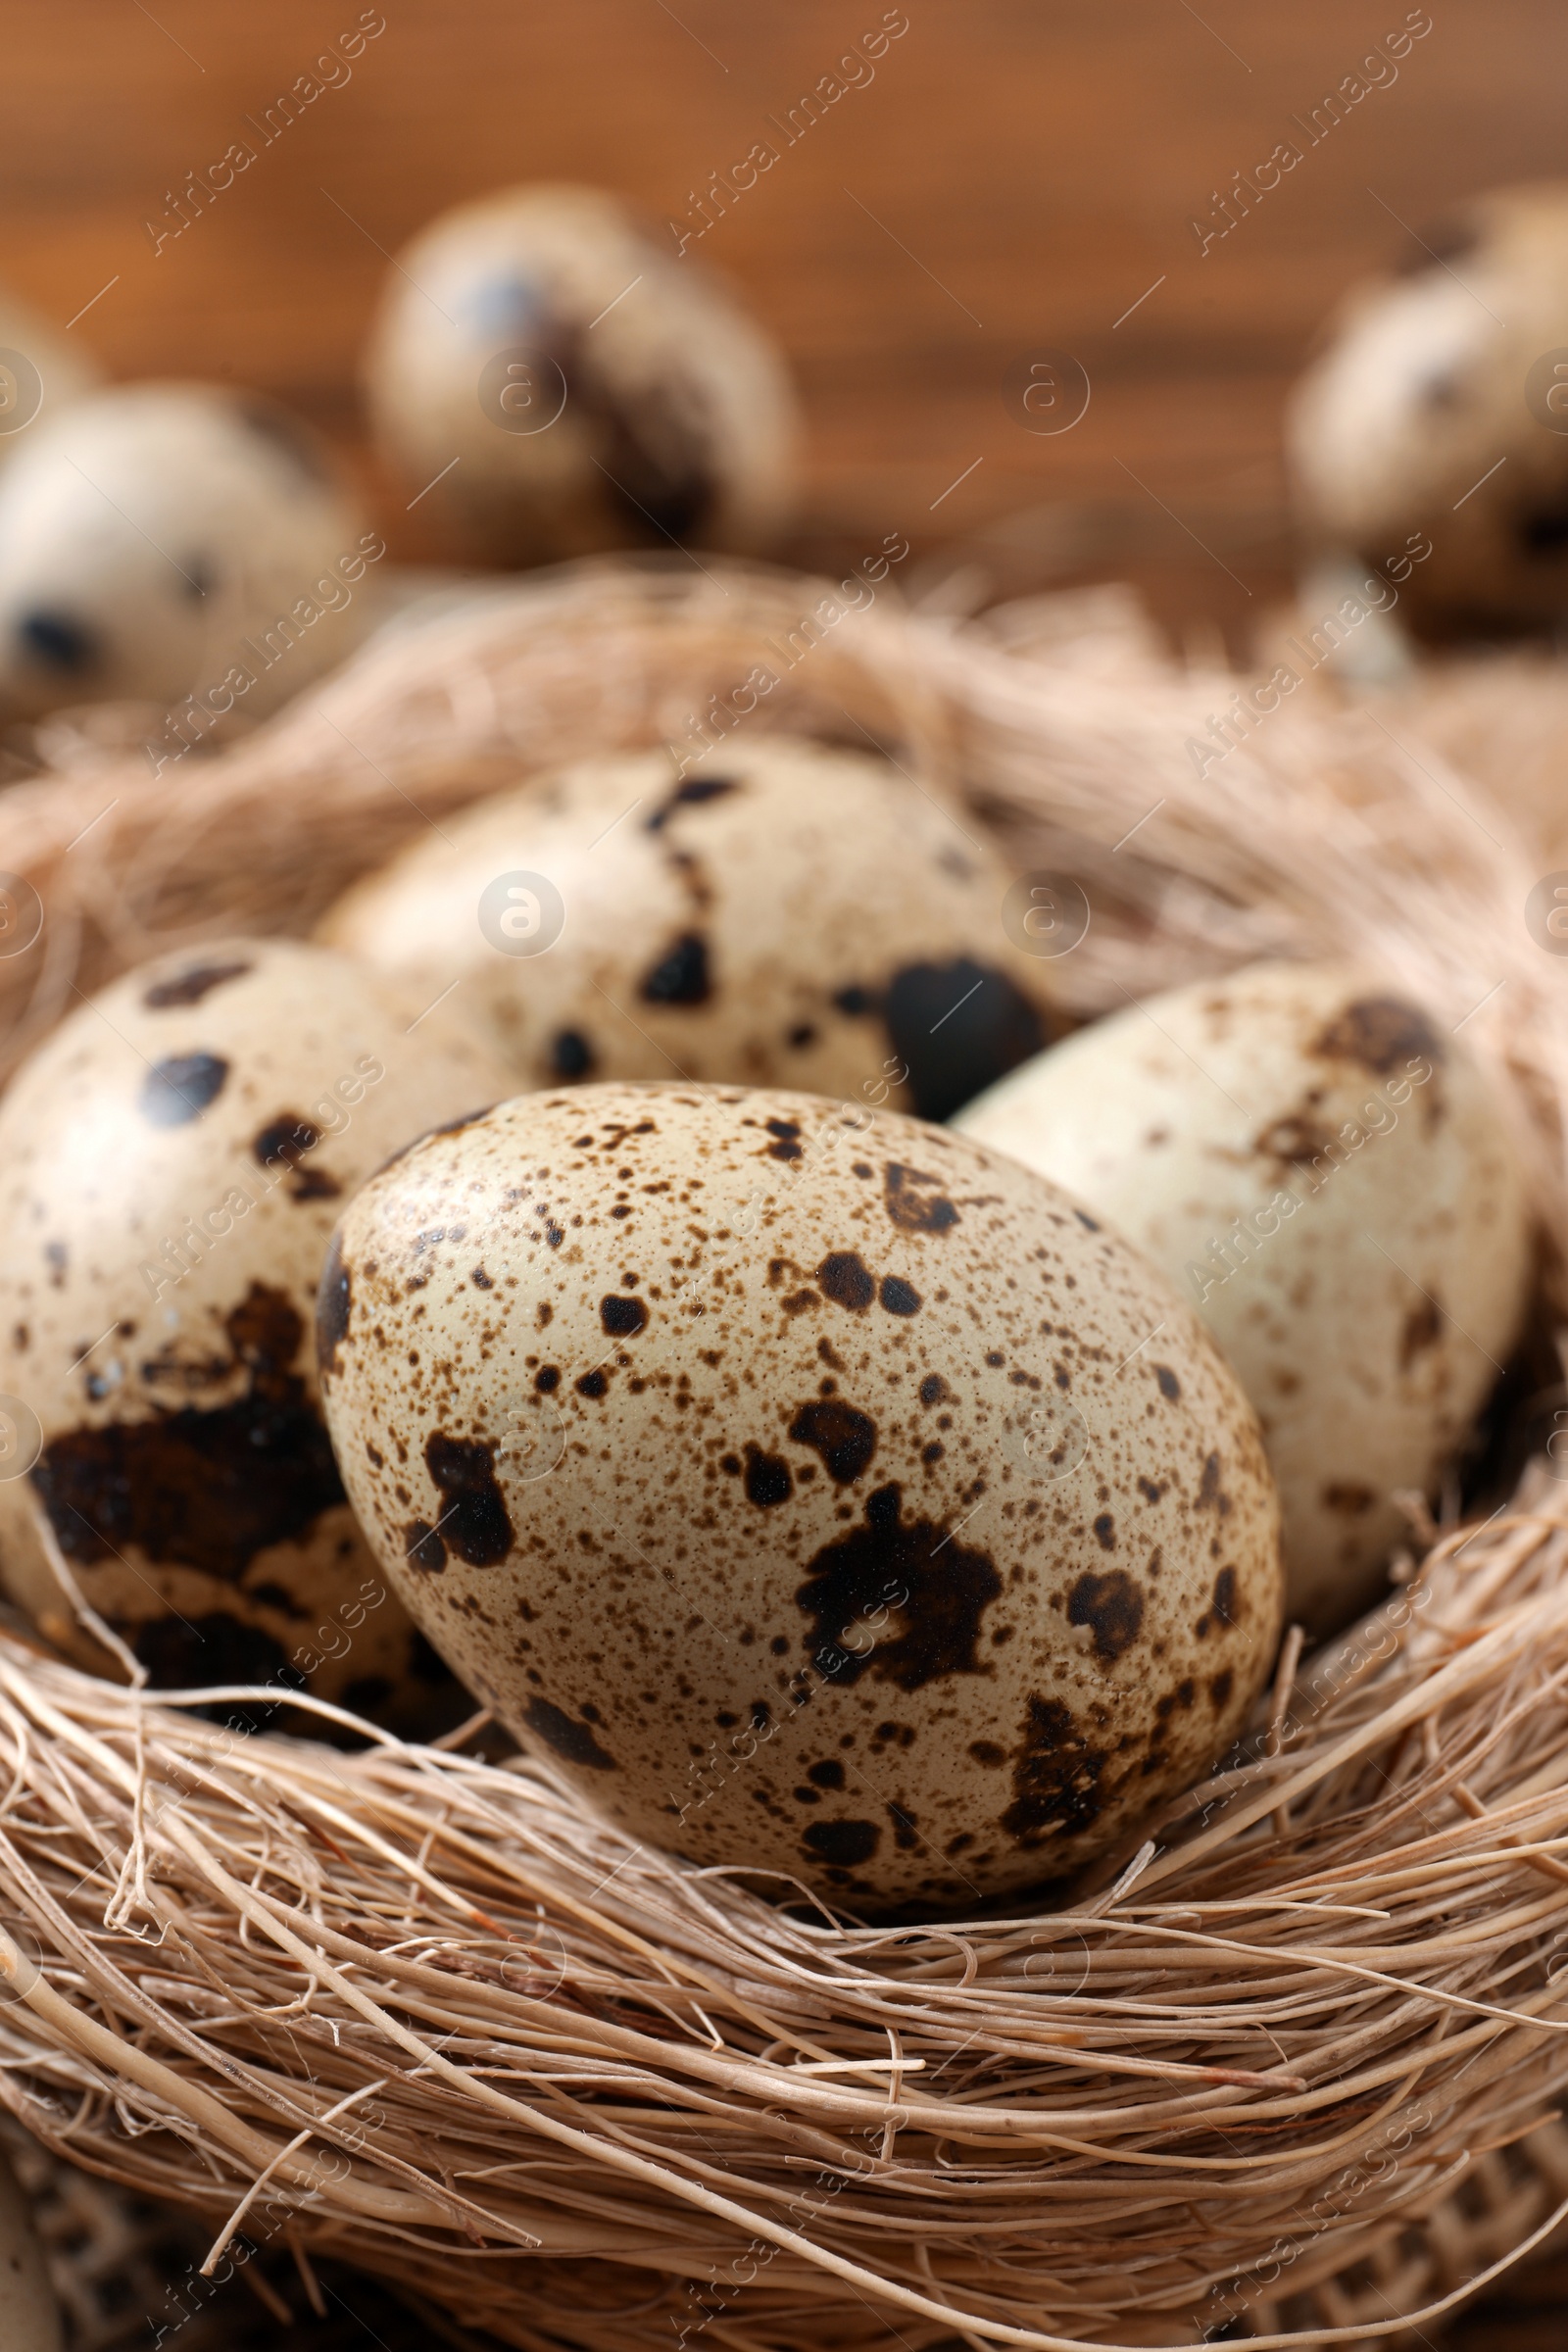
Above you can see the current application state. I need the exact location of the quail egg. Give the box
[957,961,1532,1632]
[363,181,798,562]
[318,1080,1283,1910]
[319,738,1058,1121]
[0,280,99,463]
[1290,182,1568,633]
[0,383,377,727]
[0,938,515,1722]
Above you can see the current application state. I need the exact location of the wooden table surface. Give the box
[5,5,1568,2343]
[3,0,1565,657]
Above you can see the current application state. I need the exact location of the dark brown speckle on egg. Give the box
[140,1052,229,1126]
[142,958,254,1008]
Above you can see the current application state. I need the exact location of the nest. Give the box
[0,561,1566,2347]
[0,2112,492,2351]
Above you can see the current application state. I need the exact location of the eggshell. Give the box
[956,961,1532,1634]
[0,281,99,464]
[318,1080,1283,1911]
[319,738,1058,1122]
[364,182,799,562]
[0,939,515,1722]
[1289,182,1568,631]
[0,383,374,723]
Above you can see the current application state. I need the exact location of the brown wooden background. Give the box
[5,3,1568,2342]
[4,0,1566,657]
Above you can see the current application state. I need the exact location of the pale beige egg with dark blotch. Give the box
[318,738,1059,1125]
[1289,182,1568,633]
[0,384,374,722]
[364,182,799,564]
[956,960,1533,1636]
[0,939,515,1727]
[317,1080,1283,1911]
[0,275,101,465]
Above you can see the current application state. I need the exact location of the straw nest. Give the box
[0,561,1566,2348]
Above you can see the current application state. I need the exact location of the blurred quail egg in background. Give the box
[0,383,380,724]
[0,280,99,464]
[363,181,800,562]
[1290,181,1568,635]
[0,938,514,1723]
[957,960,1532,1634]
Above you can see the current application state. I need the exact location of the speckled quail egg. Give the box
[0,2144,60,2352]
[0,281,100,463]
[1289,182,1568,633]
[317,1080,1283,1911]
[0,939,515,1723]
[363,182,799,563]
[318,738,1058,1122]
[0,383,377,726]
[957,961,1532,1635]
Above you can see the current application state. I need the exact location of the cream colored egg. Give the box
[364,182,799,563]
[1289,183,1568,632]
[0,939,515,1724]
[956,961,1532,1634]
[318,1081,1283,1910]
[0,384,375,724]
[0,2144,60,2352]
[319,738,1059,1123]
[0,281,100,465]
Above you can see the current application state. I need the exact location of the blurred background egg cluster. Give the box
[1,0,1566,761]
